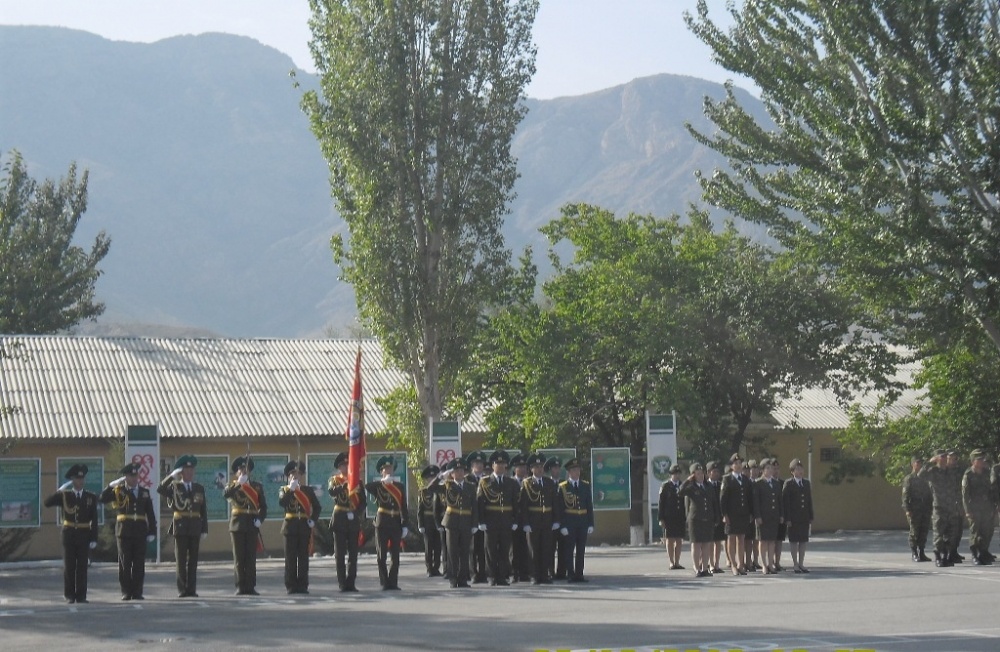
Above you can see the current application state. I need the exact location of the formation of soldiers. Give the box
[657,455,815,576]
[902,448,999,566]
[43,449,595,601]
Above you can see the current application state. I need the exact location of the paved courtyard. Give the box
[1,530,997,652]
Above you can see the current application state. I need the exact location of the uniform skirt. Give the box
[756,519,779,542]
[688,519,715,543]
[724,515,751,536]
[663,518,686,539]
[786,521,810,543]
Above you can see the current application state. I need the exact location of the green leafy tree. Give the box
[685,0,1000,354]
[301,0,539,453]
[0,151,110,333]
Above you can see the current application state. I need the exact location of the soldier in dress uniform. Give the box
[920,448,962,566]
[720,453,753,575]
[752,458,783,574]
[705,461,725,573]
[901,455,933,562]
[518,453,559,584]
[745,459,761,571]
[328,451,367,592]
[157,455,208,597]
[478,450,520,586]
[657,463,686,570]
[945,449,966,562]
[772,457,786,570]
[545,456,567,580]
[439,458,478,588]
[782,458,814,573]
[278,460,321,594]
[365,455,409,590]
[223,456,267,595]
[509,453,532,583]
[962,449,995,565]
[100,462,157,600]
[417,464,444,577]
[679,462,716,577]
[556,458,595,582]
[44,464,99,603]
[466,450,489,583]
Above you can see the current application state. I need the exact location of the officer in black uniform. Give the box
[223,456,267,595]
[509,453,531,583]
[466,450,489,583]
[545,456,567,580]
[657,463,686,570]
[100,462,157,600]
[279,460,321,594]
[157,455,208,597]
[556,458,595,582]
[519,453,559,584]
[478,450,520,586]
[44,464,99,603]
[418,464,444,577]
[365,455,409,590]
[328,451,367,592]
[439,457,479,588]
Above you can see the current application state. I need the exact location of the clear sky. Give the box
[0,0,740,100]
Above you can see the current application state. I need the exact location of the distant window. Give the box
[820,447,842,462]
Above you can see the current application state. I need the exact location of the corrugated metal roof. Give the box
[0,336,483,440]
[768,358,925,430]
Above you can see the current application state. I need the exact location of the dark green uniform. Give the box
[902,470,932,558]
[44,482,99,603]
[365,477,410,590]
[328,468,367,592]
[518,471,558,584]
[962,466,995,563]
[100,475,157,600]
[157,474,208,596]
[417,465,444,577]
[223,473,267,595]
[478,472,520,585]
[555,474,594,582]
[278,476,321,594]
[441,472,479,588]
[919,463,961,565]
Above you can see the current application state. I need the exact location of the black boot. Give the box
[911,547,920,562]
[934,550,943,567]
[918,547,931,562]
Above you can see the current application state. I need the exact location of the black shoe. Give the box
[457,582,471,588]
[495,579,510,586]
[66,598,76,604]
[553,573,567,580]
[540,578,553,584]
[911,547,919,562]
[187,592,199,598]
[132,595,144,600]
[530,579,541,585]
[574,576,588,583]
[567,576,579,583]
[669,563,684,570]
[696,570,711,577]
[918,548,932,562]
[249,590,260,595]
[121,595,131,601]
[76,598,88,604]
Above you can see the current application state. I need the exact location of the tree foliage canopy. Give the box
[0,151,110,334]
[686,0,1000,353]
[302,0,539,427]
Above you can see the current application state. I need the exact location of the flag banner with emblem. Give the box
[345,347,366,509]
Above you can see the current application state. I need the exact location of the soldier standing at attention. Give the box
[478,450,519,586]
[720,453,752,575]
[920,449,961,566]
[440,458,478,588]
[962,449,994,565]
[328,452,366,592]
[44,464,99,603]
[556,458,595,583]
[509,454,532,583]
[752,458,783,574]
[466,450,489,583]
[365,455,409,590]
[278,460,321,594]
[417,464,444,577]
[545,456,566,580]
[100,462,157,600]
[745,460,762,571]
[945,450,966,563]
[782,459,814,573]
[519,453,559,584]
[224,456,267,595]
[657,463,686,570]
[901,455,932,562]
[679,462,716,577]
[157,455,208,597]
[706,461,725,573]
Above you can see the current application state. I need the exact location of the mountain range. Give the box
[0,26,764,337]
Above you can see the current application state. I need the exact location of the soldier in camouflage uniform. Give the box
[962,449,995,565]
[919,449,962,567]
[901,455,932,562]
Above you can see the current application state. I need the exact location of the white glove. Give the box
[471,527,478,535]
[88,541,97,550]
[552,522,560,531]
[307,519,315,528]
[478,524,487,532]
[587,526,594,535]
[201,533,208,540]
[402,527,409,538]
[253,519,262,528]
[437,526,445,533]
[418,526,426,534]
[110,476,126,488]
[237,474,249,485]
[289,478,300,491]
[560,527,569,536]
[511,523,518,531]
[59,481,73,491]
[347,511,355,521]
[146,534,155,543]
[523,525,532,533]
[170,468,183,478]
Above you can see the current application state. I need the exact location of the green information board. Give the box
[197,455,231,521]
[590,447,630,511]
[306,453,340,520]
[55,457,104,525]
[0,458,41,527]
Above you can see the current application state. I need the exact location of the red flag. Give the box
[345,347,366,509]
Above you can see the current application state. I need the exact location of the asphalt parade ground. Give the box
[1,530,998,652]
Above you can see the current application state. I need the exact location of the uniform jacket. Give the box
[223,479,268,532]
[100,483,157,538]
[440,477,479,530]
[365,479,410,529]
[44,489,99,542]
[918,465,962,512]
[720,472,754,524]
[679,480,717,524]
[518,475,559,530]
[328,476,367,532]
[556,479,594,529]
[417,483,444,530]
[278,483,322,536]
[477,473,520,530]
[901,471,933,514]
[657,479,685,527]
[752,476,783,524]
[781,477,814,525]
[962,468,994,514]
[157,478,208,537]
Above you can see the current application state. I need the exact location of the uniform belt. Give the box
[173,511,201,518]
[528,507,551,513]
[485,506,513,512]
[231,508,259,515]
[285,513,310,519]
[446,507,471,515]
[333,505,353,512]
[564,508,588,515]
[377,508,401,516]
[63,521,92,529]
[117,514,147,521]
